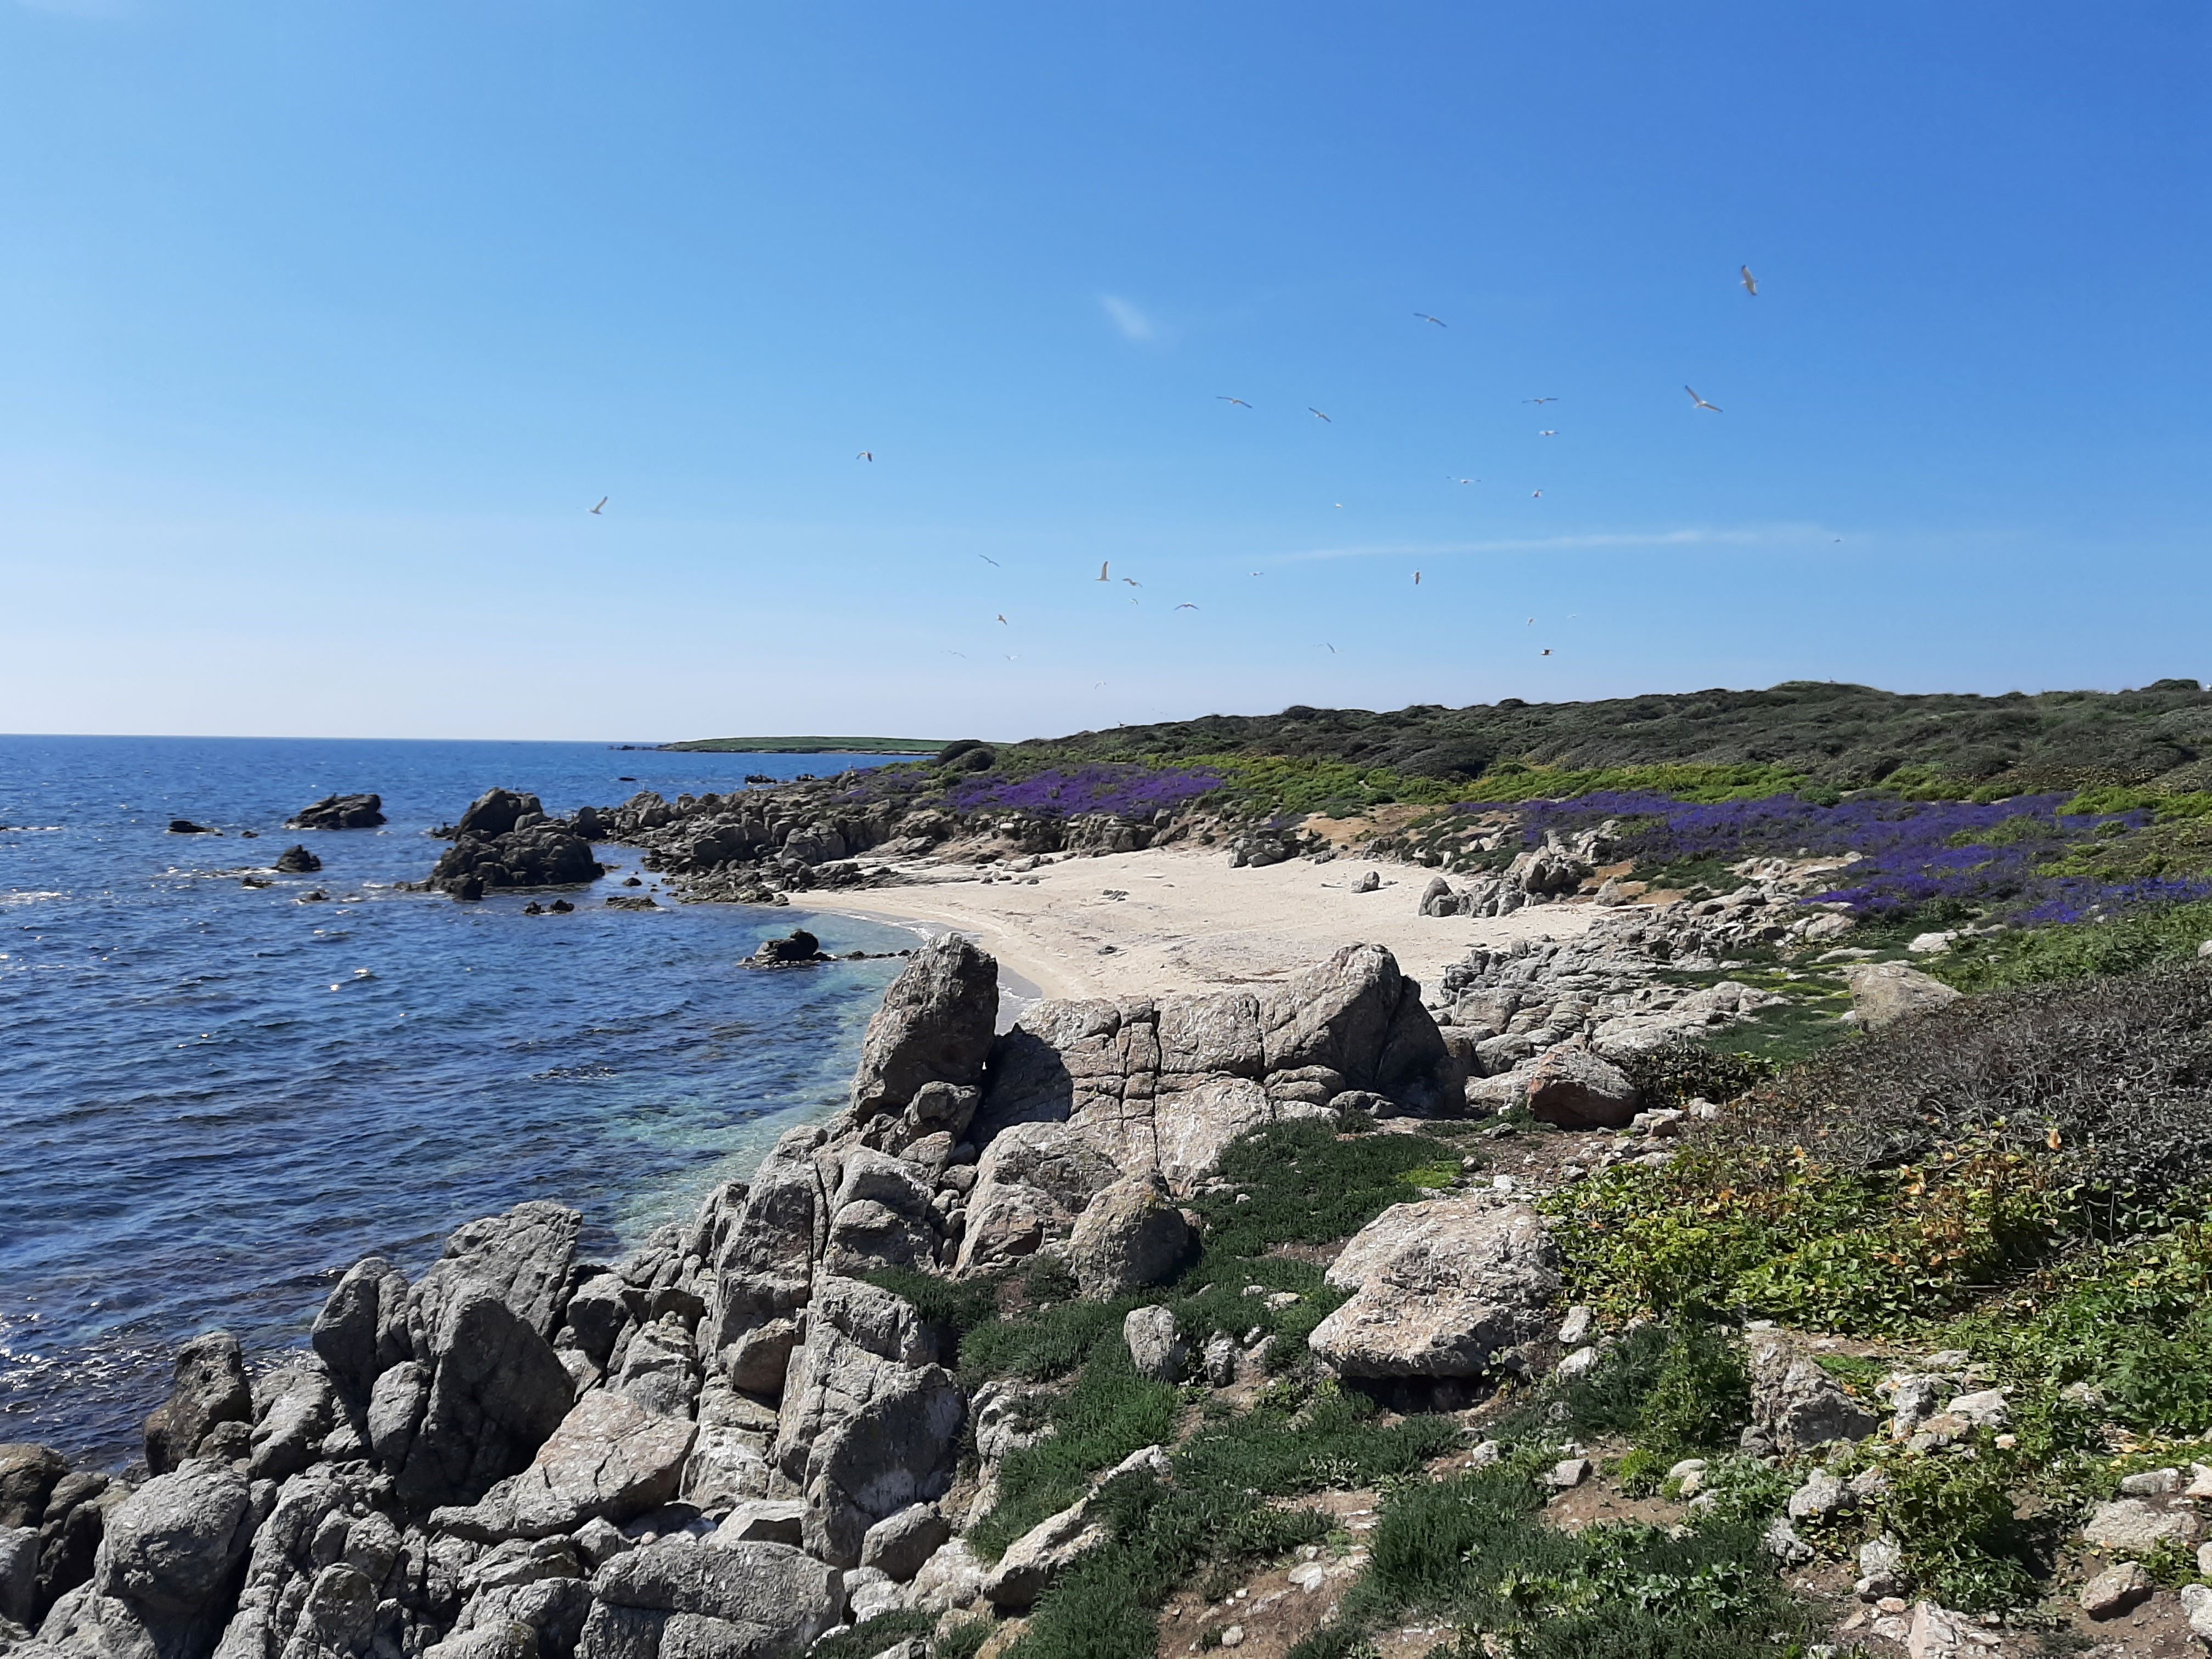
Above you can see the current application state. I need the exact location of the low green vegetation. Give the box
[1932,896,2212,991]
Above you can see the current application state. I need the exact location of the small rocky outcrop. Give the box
[749,930,825,965]
[1307,1198,1560,1377]
[167,821,218,836]
[273,846,321,874]
[849,935,997,1121]
[1844,961,1963,1032]
[426,791,604,896]
[1747,1335,1880,1454]
[286,795,385,831]
[145,1334,252,1476]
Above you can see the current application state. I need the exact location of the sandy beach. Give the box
[827,844,1599,1007]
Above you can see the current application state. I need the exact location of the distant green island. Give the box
[657,736,952,754]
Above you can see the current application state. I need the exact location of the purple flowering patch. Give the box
[946,764,1224,820]
[1470,790,2204,922]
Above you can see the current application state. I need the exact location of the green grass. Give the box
[1932,899,2212,991]
[1185,1119,1466,1257]
[1346,1462,1816,1658]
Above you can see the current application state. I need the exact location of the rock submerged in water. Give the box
[166,820,218,836]
[273,845,321,874]
[286,794,385,831]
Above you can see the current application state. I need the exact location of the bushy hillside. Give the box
[1002,679,2212,794]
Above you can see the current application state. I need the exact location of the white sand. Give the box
[826,845,1598,1006]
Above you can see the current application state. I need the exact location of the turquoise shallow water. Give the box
[0,735,916,1465]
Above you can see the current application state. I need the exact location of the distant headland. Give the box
[653,735,954,754]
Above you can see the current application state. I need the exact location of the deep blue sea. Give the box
[0,736,920,1467]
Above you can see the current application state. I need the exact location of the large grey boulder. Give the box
[1749,1336,1878,1453]
[409,1204,583,1349]
[40,1460,255,1659]
[580,1539,841,1659]
[1307,1198,1560,1377]
[144,1336,252,1478]
[1068,1174,1192,1299]
[311,1258,412,1411]
[396,1289,576,1511]
[1523,1047,1640,1130]
[1844,962,1962,1033]
[31,1471,123,1627]
[769,1280,963,1568]
[2083,1497,2199,1554]
[849,936,998,1122]
[286,794,384,832]
[432,1391,696,1543]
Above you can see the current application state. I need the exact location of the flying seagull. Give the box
[1541,647,1553,656]
[1217,396,1252,408]
[1684,385,1723,413]
[978,555,1000,566]
[1531,489,1543,498]
[588,497,607,515]
[1450,476,1477,484]
[1122,577,1141,587]
[1413,313,1447,328]
[1324,643,1337,654]
[996,614,1008,625]
[1308,407,1331,422]
[1740,265,1758,297]
[1524,397,1559,405]
[1097,561,1110,582]
[1413,571,1421,585]
[856,451,873,462]
[945,650,966,658]
[1175,602,1198,610]
[1538,429,1558,437]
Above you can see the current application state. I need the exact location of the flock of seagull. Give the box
[584,265,1763,679]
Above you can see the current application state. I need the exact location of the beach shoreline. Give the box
[819,842,1602,1007]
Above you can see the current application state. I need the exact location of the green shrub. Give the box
[1535,1322,1751,1456]
[861,1267,1002,1362]
[1877,1439,2052,1611]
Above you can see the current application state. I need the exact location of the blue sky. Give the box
[3,2,2206,742]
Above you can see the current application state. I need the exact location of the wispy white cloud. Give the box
[1271,525,1843,564]
[1098,294,1156,343]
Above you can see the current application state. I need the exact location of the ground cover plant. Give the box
[1547,962,2212,1614]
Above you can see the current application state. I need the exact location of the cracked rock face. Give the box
[1307,1198,1561,1377]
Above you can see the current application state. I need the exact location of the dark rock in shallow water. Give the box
[273,845,321,874]
[167,820,217,835]
[751,929,823,965]
[240,876,271,889]
[453,874,486,902]
[430,813,604,895]
[523,901,544,915]
[144,1331,251,1475]
[286,793,385,831]
[437,788,544,842]
[605,895,660,911]
[548,899,574,913]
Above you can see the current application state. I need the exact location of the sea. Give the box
[0,735,924,1469]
